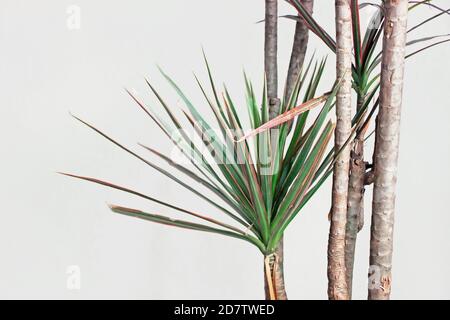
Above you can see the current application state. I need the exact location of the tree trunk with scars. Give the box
[264,0,287,300]
[345,96,366,298]
[368,0,408,300]
[263,0,314,301]
[327,0,352,300]
[265,0,280,120]
[264,241,286,300]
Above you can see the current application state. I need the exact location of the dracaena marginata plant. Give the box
[61,52,366,299]
[288,0,449,298]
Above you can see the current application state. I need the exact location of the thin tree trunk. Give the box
[368,0,408,300]
[327,0,352,300]
[345,95,366,298]
[284,0,314,104]
[264,0,287,300]
[271,3,315,300]
[267,2,314,300]
[264,239,287,300]
[265,0,280,119]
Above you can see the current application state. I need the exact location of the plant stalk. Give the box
[368,0,408,300]
[264,244,287,300]
[327,0,353,300]
[284,0,314,104]
[265,0,280,119]
[263,0,287,301]
[344,95,366,298]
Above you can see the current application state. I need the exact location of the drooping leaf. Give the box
[60,172,247,234]
[69,114,250,228]
[237,94,329,142]
[406,33,450,46]
[110,204,266,252]
[405,38,450,59]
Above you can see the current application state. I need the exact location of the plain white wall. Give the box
[0,0,449,299]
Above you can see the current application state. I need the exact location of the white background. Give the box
[0,0,449,299]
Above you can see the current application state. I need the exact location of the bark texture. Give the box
[264,239,287,300]
[345,134,365,298]
[344,96,366,298]
[263,0,287,300]
[327,0,352,300]
[265,0,280,119]
[369,0,408,300]
[284,0,314,104]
